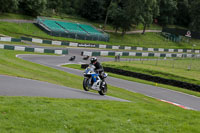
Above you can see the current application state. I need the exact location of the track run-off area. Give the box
[0,46,195,111]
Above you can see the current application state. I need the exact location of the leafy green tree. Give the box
[157,0,177,26]
[175,0,190,27]
[18,0,47,17]
[190,0,200,31]
[139,0,159,34]
[103,0,115,30]
[46,0,63,14]
[72,0,85,14]
[79,0,106,21]
[0,0,18,13]
[109,0,135,35]
[61,0,75,14]
[109,2,124,33]
[120,0,139,35]
[46,0,75,15]
[109,0,141,35]
[120,13,134,36]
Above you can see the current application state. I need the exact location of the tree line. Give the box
[0,0,199,34]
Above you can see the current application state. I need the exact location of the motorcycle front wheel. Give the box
[83,78,90,91]
[98,81,107,95]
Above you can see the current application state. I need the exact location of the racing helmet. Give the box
[90,57,97,64]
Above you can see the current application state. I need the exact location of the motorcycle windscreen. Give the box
[91,74,98,82]
[85,68,91,74]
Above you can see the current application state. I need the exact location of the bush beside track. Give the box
[81,64,200,92]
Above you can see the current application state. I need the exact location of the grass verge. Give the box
[0,49,200,132]
[1,96,200,133]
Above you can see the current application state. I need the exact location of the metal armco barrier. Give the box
[1,36,200,54]
[82,51,200,58]
[0,44,68,55]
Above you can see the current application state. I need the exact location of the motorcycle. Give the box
[83,64,108,95]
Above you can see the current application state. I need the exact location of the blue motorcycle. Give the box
[83,64,108,95]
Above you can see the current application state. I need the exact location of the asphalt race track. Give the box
[0,47,199,110]
[0,75,128,102]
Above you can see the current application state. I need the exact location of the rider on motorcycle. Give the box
[90,57,104,80]
[83,57,108,95]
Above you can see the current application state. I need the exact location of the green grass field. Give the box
[109,32,200,49]
[1,96,200,133]
[0,49,200,132]
[102,58,200,85]
[0,13,33,20]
